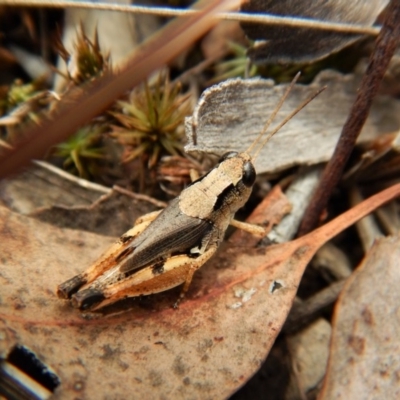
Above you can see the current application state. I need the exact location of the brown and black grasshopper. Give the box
[57,74,322,311]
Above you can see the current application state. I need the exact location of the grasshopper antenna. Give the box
[246,71,301,156]
[252,84,327,162]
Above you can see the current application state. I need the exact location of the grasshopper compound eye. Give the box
[242,161,256,187]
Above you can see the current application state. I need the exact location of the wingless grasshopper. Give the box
[57,74,322,311]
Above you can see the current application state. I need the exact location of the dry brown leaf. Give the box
[319,233,400,399]
[0,204,307,399]
[1,182,399,397]
[241,0,388,64]
[344,131,400,183]
[185,70,400,174]
[287,318,331,394]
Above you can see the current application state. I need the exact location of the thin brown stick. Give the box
[298,0,400,236]
[112,185,167,209]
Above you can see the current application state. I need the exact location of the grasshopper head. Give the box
[218,151,256,188]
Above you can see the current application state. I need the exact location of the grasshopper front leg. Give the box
[71,245,217,311]
[57,210,162,299]
[229,219,266,238]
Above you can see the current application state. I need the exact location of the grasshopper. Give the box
[57,74,322,312]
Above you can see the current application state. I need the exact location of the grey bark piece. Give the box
[185,70,400,174]
[0,160,159,236]
[268,165,323,243]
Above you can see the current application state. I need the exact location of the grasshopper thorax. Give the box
[179,151,256,223]
[218,151,256,188]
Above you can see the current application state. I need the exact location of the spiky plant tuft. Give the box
[56,24,111,85]
[111,74,191,169]
[212,41,258,83]
[53,125,106,179]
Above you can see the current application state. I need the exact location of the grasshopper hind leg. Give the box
[57,274,87,299]
[70,245,218,311]
[71,287,106,310]
[57,210,162,302]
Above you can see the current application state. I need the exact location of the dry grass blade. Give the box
[4,0,383,36]
[0,0,239,179]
